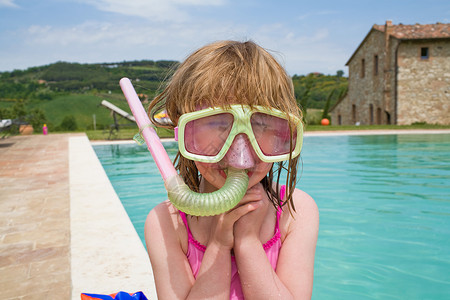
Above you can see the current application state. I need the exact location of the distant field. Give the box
[1,92,140,131]
[28,93,137,131]
[3,95,449,139]
[86,127,173,141]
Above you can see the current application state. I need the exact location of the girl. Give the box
[144,40,319,299]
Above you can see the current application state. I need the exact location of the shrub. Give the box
[59,115,78,131]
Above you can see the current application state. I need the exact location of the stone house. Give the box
[330,21,450,125]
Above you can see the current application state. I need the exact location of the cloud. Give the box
[0,0,19,8]
[1,15,348,75]
[77,0,225,22]
[23,20,234,50]
[252,27,347,75]
[5,20,245,70]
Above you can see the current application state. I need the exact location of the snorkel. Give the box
[119,78,249,216]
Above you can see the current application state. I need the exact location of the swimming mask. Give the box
[175,104,303,163]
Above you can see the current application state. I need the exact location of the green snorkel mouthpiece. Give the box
[120,77,248,216]
[165,168,249,216]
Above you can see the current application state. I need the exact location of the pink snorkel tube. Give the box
[119,78,177,181]
[119,78,248,216]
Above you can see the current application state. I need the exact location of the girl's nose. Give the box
[222,134,256,169]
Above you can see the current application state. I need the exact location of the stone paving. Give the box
[0,134,78,299]
[0,133,156,300]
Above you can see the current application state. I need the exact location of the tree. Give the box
[11,100,27,120]
[27,108,47,130]
[322,86,347,121]
[321,89,335,120]
[59,115,78,131]
[296,74,314,122]
[0,107,12,119]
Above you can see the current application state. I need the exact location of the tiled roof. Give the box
[373,22,450,40]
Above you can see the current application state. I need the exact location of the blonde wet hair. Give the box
[148,40,303,212]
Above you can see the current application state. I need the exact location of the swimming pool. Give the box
[93,133,450,299]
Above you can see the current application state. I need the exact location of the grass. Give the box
[3,95,449,140]
[86,127,174,141]
[306,124,450,131]
[84,123,450,141]
[1,93,135,131]
[42,94,133,131]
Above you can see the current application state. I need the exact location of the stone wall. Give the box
[331,28,450,126]
[331,30,387,125]
[384,37,401,123]
[396,39,450,125]
[330,94,348,125]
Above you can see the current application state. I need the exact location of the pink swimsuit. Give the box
[179,186,285,299]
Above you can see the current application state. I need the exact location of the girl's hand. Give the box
[207,197,261,250]
[233,183,269,243]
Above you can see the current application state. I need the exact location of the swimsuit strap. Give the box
[179,210,206,252]
[179,211,193,239]
[276,207,282,230]
[280,184,286,202]
[275,185,286,232]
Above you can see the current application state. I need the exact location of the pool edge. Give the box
[69,135,157,299]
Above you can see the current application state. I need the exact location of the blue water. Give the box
[93,133,450,299]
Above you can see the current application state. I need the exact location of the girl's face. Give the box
[181,103,297,192]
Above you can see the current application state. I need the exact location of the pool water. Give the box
[93,133,450,299]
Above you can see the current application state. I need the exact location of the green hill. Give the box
[0,61,347,133]
[0,60,177,132]
[0,60,177,99]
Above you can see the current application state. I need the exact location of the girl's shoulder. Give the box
[279,188,319,241]
[148,199,177,218]
[146,200,177,228]
[291,188,318,214]
[145,200,189,253]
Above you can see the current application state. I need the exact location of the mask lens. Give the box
[184,113,234,156]
[251,112,296,156]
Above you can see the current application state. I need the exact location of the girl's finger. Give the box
[240,194,262,204]
[245,185,263,195]
[242,192,261,201]
[226,200,262,223]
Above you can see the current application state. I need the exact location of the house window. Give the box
[369,104,374,124]
[421,47,429,60]
[352,104,357,124]
[374,55,379,76]
[338,115,342,125]
[361,59,365,78]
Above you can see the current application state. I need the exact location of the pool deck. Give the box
[0,129,449,299]
[0,134,156,300]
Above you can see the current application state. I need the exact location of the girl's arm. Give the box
[145,200,259,300]
[233,188,319,299]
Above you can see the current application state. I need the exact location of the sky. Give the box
[0,0,449,76]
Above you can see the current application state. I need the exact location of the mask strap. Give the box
[133,124,154,145]
[174,127,178,141]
